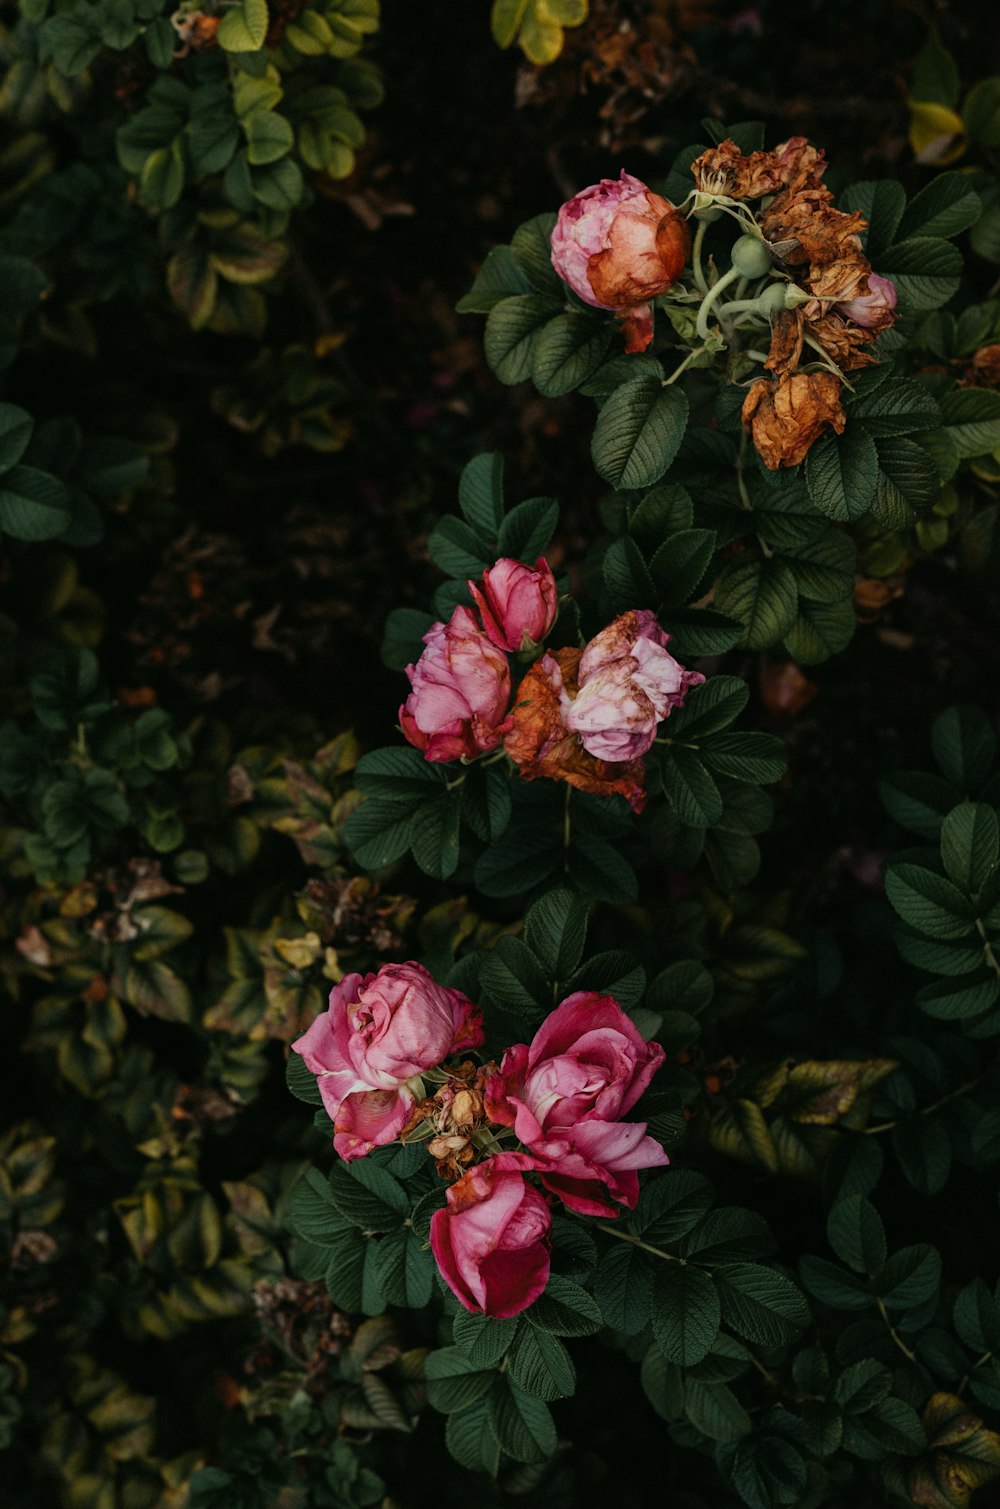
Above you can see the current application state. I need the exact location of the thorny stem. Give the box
[696,265,742,341]
[876,1296,919,1365]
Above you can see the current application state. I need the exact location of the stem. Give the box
[713,296,765,319]
[863,1071,989,1135]
[562,784,571,864]
[692,220,709,295]
[876,1297,919,1365]
[446,771,468,791]
[696,265,742,340]
[595,1222,685,1264]
[663,344,711,385]
[737,428,773,559]
[976,917,1000,981]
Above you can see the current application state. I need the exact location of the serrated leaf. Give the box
[591,376,688,489]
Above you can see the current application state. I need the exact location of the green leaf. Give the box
[650,527,717,608]
[566,831,638,903]
[592,1243,653,1334]
[524,887,589,978]
[0,466,71,541]
[939,389,1000,460]
[603,533,656,613]
[217,0,269,51]
[370,1227,434,1308]
[897,172,982,241]
[647,960,714,1016]
[428,514,492,578]
[509,213,562,294]
[459,452,505,539]
[932,705,997,790]
[381,607,435,672]
[474,827,561,897]
[916,973,999,1021]
[652,1264,721,1366]
[425,1348,497,1413]
[527,1275,603,1336]
[701,731,787,785]
[876,237,963,314]
[497,495,558,561]
[531,313,611,396]
[685,1379,752,1443]
[452,1312,519,1368]
[444,1398,500,1474]
[659,745,723,828]
[940,802,1000,893]
[876,1244,942,1310]
[0,404,33,471]
[244,109,295,167]
[850,377,941,438]
[591,376,688,490]
[410,792,462,880]
[714,554,798,650]
[485,295,562,384]
[827,1196,887,1276]
[964,77,1000,148]
[713,1263,810,1347]
[840,180,906,259]
[783,597,855,664]
[804,428,879,522]
[457,247,532,313]
[635,1170,714,1245]
[884,861,976,939]
[479,934,549,1019]
[327,1163,408,1230]
[668,675,748,739]
[508,1324,575,1400]
[880,769,958,839]
[799,1255,872,1311]
[911,26,960,109]
[488,1377,557,1463]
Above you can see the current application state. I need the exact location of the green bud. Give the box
[756,282,788,316]
[730,234,773,279]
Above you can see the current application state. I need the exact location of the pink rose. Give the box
[469,556,558,653]
[836,272,897,332]
[400,605,514,763]
[550,172,691,353]
[292,962,483,1162]
[565,609,705,763]
[429,1154,551,1317]
[486,992,667,1217]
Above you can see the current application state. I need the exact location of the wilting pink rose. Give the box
[486,992,667,1217]
[292,962,483,1161]
[836,273,897,332]
[430,1154,551,1317]
[469,556,558,653]
[550,172,691,353]
[565,609,704,763]
[400,606,514,763]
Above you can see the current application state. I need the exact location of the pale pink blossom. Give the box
[400,605,513,763]
[292,963,483,1161]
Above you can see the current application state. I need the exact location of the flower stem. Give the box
[691,220,709,295]
[696,265,742,341]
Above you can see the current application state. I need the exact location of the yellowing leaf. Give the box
[908,100,968,165]
[491,0,588,65]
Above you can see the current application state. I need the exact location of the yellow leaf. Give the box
[908,100,968,165]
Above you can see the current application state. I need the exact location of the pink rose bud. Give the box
[486,991,667,1217]
[400,605,514,763]
[565,609,704,763]
[836,273,897,331]
[469,556,559,653]
[550,172,691,353]
[292,962,483,1162]
[429,1154,551,1318]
